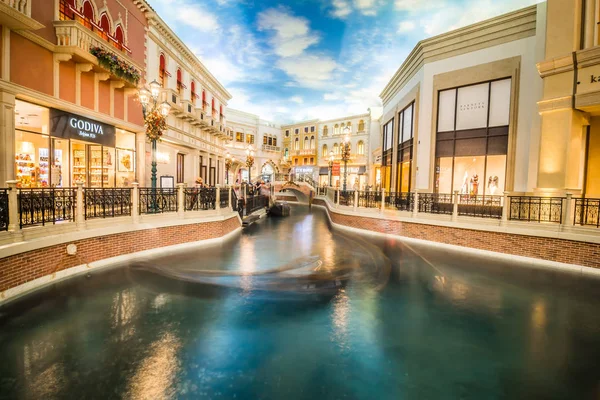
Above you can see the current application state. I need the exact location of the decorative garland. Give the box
[145,109,167,141]
[90,46,140,85]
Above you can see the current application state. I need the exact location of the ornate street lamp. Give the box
[328,150,334,187]
[225,152,234,185]
[138,80,170,192]
[245,145,255,184]
[341,127,351,192]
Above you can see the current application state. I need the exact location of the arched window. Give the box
[202,90,206,109]
[294,138,299,150]
[347,121,352,131]
[333,143,339,154]
[114,24,124,46]
[273,137,277,146]
[99,14,110,40]
[59,0,76,20]
[310,135,315,149]
[176,68,183,94]
[190,81,196,105]
[323,125,328,136]
[334,124,339,135]
[358,120,365,131]
[159,54,166,87]
[220,105,223,118]
[304,136,309,150]
[211,98,216,115]
[285,148,289,157]
[357,141,365,155]
[82,0,95,29]
[322,144,328,157]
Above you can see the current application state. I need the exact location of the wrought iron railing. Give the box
[185,187,216,211]
[220,188,229,209]
[509,196,563,223]
[232,189,243,218]
[0,188,8,231]
[339,190,354,207]
[84,188,132,219]
[317,186,327,196]
[385,192,413,211]
[357,191,381,208]
[574,198,600,228]
[457,195,503,219]
[418,193,453,215]
[246,195,268,215]
[139,188,177,214]
[18,188,76,228]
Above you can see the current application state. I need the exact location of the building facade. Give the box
[317,114,371,189]
[145,9,231,188]
[281,120,319,181]
[380,4,546,197]
[0,0,149,188]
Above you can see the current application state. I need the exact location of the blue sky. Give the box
[147,0,541,123]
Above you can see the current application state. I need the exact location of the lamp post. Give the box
[328,150,334,187]
[225,153,234,185]
[245,145,255,184]
[341,127,351,192]
[138,80,171,191]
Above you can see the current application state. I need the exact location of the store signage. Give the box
[295,166,314,174]
[332,162,340,176]
[50,109,116,147]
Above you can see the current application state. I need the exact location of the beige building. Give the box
[536,0,600,197]
[281,120,319,180]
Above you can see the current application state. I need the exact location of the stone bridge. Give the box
[272,181,315,203]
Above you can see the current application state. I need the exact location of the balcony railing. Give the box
[418,193,453,215]
[339,191,354,206]
[84,188,132,219]
[357,191,381,208]
[18,188,76,228]
[0,189,8,231]
[458,195,503,219]
[184,187,216,211]
[1,0,31,16]
[385,192,413,211]
[139,188,177,214]
[509,196,563,224]
[574,198,600,228]
[262,144,281,152]
[245,195,269,216]
[295,149,316,156]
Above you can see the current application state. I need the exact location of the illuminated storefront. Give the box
[396,102,414,193]
[381,119,393,192]
[14,100,136,188]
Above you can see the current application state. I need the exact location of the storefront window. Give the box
[382,118,394,192]
[434,78,511,196]
[396,102,414,193]
[115,130,135,187]
[15,101,51,188]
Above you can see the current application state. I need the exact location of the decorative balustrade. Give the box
[184,187,216,211]
[0,189,8,231]
[458,195,503,219]
[574,198,600,228]
[385,192,413,211]
[18,188,76,228]
[357,191,381,208]
[262,145,281,152]
[339,191,354,207]
[84,188,132,219]
[509,196,563,224]
[418,193,453,215]
[295,149,316,156]
[139,188,177,214]
[2,0,31,15]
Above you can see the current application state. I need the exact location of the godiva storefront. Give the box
[14,100,136,188]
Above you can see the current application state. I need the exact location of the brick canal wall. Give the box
[0,216,241,294]
[313,199,600,269]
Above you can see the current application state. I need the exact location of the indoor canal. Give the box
[1,205,599,399]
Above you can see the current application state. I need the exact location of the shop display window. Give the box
[396,102,414,193]
[15,131,50,188]
[52,138,69,187]
[72,141,87,185]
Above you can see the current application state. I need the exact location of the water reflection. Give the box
[0,206,599,399]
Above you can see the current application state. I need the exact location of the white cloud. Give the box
[290,96,304,104]
[354,0,378,15]
[397,21,416,33]
[277,55,338,88]
[152,0,220,32]
[258,8,320,57]
[323,93,341,101]
[331,0,352,18]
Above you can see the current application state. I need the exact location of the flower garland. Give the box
[145,109,167,141]
[90,46,141,85]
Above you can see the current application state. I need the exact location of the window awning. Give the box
[319,167,329,175]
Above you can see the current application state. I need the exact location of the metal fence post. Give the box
[452,190,459,222]
[354,190,359,211]
[216,185,221,211]
[132,182,140,223]
[228,187,232,209]
[6,180,19,231]
[501,191,509,226]
[380,188,385,213]
[76,183,84,229]
[412,189,419,218]
[562,192,573,229]
[177,183,185,217]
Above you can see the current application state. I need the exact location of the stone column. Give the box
[0,91,16,186]
[380,188,385,213]
[75,183,84,230]
[177,183,185,217]
[131,182,140,224]
[501,191,509,226]
[452,190,459,222]
[412,189,419,218]
[585,0,596,48]
[6,180,18,232]
[562,192,573,228]
[216,184,221,211]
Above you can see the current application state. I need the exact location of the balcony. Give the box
[54,20,142,87]
[294,149,316,156]
[262,144,281,152]
[0,0,43,30]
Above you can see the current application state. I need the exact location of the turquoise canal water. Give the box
[1,206,600,399]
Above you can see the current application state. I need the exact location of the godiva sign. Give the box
[50,109,116,147]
